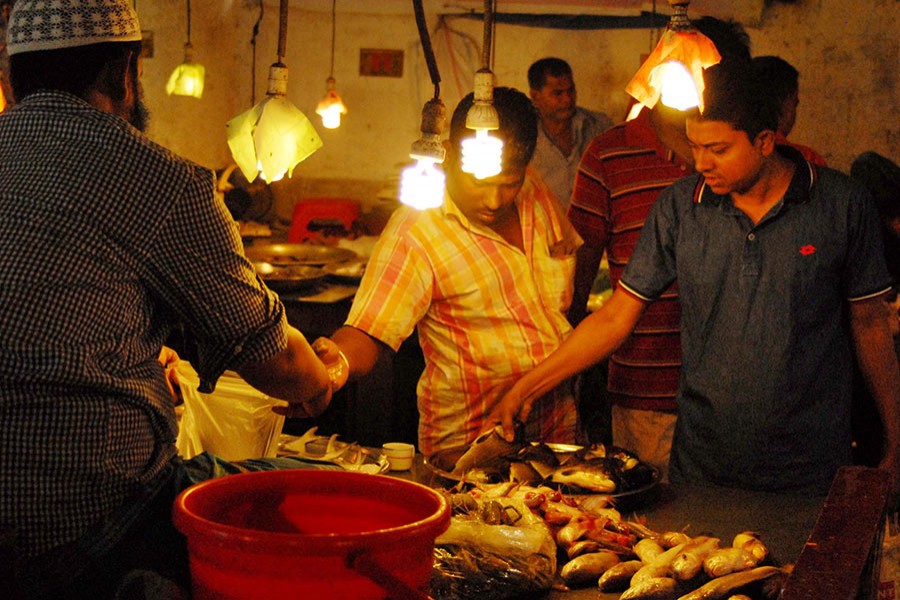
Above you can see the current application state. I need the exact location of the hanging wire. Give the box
[276,0,289,64]
[250,0,263,104]
[413,0,441,99]
[481,0,493,70]
[329,0,336,78]
[185,0,192,46]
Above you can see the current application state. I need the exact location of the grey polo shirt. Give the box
[619,148,892,492]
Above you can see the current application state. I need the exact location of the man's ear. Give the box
[755,129,777,156]
[94,53,132,103]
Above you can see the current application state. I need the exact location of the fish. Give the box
[677,565,784,600]
[633,538,666,563]
[565,539,600,559]
[702,546,758,578]
[631,542,687,587]
[732,531,768,563]
[450,425,525,478]
[550,458,617,493]
[670,536,721,581]
[559,550,620,587]
[660,531,693,548]
[618,576,679,600]
[516,443,560,478]
[598,559,644,592]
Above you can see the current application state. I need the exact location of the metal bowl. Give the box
[244,243,357,267]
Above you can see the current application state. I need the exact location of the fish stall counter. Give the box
[395,458,888,599]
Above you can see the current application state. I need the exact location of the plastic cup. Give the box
[382,442,415,471]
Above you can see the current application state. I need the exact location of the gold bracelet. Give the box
[327,350,350,392]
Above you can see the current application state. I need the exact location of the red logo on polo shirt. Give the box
[800,244,816,256]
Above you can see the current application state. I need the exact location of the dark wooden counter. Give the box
[396,460,889,599]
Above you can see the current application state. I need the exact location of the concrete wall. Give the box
[6,0,899,225]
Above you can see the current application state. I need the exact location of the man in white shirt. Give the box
[528,57,613,209]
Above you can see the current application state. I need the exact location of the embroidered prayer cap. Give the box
[6,0,142,56]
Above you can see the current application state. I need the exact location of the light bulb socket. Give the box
[325,76,337,92]
[183,42,194,62]
[419,97,446,137]
[410,133,445,163]
[667,1,693,31]
[472,69,495,103]
[266,63,289,97]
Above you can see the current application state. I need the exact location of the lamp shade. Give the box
[226,96,323,184]
[625,27,721,111]
[166,61,205,98]
[226,64,323,184]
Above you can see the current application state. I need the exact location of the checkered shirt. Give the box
[0,91,288,557]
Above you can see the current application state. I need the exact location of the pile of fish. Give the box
[441,425,658,495]
[431,480,790,600]
[564,524,789,599]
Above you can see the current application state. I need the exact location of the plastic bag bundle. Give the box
[174,362,286,461]
[430,495,557,599]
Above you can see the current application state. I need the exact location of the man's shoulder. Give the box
[577,107,614,136]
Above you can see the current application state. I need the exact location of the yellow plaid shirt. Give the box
[347,169,581,455]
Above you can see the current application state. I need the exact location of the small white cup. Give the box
[382,442,415,471]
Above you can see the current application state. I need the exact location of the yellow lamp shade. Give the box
[166,62,205,98]
[226,95,323,183]
[625,28,721,111]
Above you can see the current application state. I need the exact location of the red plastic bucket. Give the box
[173,470,450,599]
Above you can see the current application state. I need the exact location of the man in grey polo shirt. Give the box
[492,60,900,498]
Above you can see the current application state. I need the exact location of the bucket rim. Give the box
[172,470,450,552]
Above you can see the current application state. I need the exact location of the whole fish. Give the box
[670,536,721,581]
[703,547,758,578]
[619,576,679,600]
[559,550,620,587]
[677,565,783,600]
[732,531,768,563]
[631,542,687,587]
[598,559,643,592]
[633,538,666,563]
[550,458,617,493]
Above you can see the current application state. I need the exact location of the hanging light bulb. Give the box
[400,97,446,209]
[226,0,322,183]
[315,0,347,129]
[625,0,721,111]
[316,77,347,129]
[461,1,503,180]
[166,0,205,98]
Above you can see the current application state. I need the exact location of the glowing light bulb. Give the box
[654,61,700,110]
[316,78,347,129]
[400,158,445,209]
[461,129,503,180]
[166,44,205,99]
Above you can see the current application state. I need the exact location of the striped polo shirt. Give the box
[569,107,691,410]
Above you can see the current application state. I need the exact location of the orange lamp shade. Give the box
[625,28,721,112]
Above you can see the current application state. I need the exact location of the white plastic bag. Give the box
[174,361,286,461]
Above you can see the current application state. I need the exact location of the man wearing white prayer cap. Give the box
[0,2,337,597]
